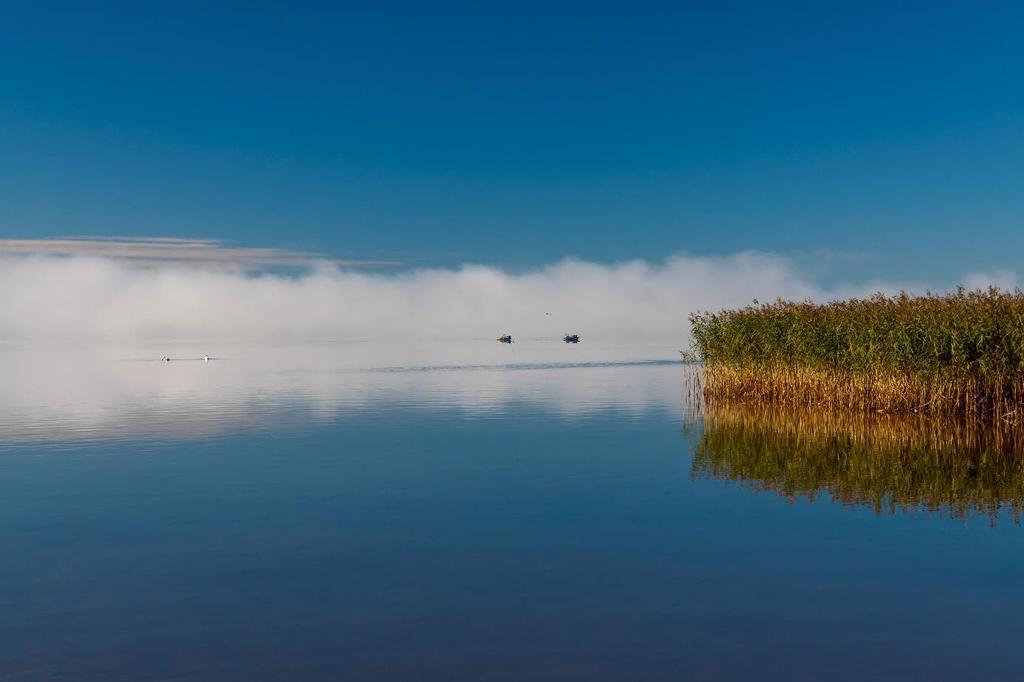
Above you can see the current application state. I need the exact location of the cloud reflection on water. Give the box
[0,342,687,447]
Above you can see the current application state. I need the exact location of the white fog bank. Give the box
[0,252,1015,342]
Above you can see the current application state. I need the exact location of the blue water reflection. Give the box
[1,343,1022,680]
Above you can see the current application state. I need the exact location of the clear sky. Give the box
[2,2,1022,280]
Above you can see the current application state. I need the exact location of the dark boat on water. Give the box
[497,335,513,344]
[563,334,581,344]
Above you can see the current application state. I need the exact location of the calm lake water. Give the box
[2,341,1023,681]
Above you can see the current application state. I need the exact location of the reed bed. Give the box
[690,288,1024,416]
[690,402,1024,523]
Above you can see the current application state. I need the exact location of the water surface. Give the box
[2,342,1023,681]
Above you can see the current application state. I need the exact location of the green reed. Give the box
[690,288,1024,415]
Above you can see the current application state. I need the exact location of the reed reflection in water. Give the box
[690,402,1024,523]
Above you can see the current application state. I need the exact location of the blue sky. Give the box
[2,2,1022,279]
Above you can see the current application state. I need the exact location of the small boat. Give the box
[161,356,171,362]
[563,334,581,344]
[497,335,513,344]
[203,355,210,362]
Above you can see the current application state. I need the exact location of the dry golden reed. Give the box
[689,288,1024,417]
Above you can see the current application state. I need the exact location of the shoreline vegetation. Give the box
[689,288,1024,418]
[688,402,1024,523]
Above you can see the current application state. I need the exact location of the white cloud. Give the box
[0,236,390,268]
[0,246,1010,342]
[961,269,1019,291]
